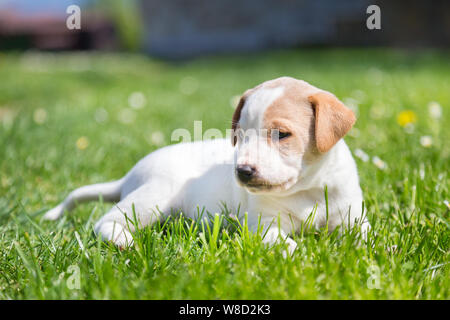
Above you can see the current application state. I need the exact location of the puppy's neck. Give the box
[285,139,352,196]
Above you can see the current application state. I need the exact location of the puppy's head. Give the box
[231,77,355,194]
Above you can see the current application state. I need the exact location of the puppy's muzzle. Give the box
[236,164,257,183]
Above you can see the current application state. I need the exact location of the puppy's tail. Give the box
[43,178,124,220]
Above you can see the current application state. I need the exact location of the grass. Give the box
[0,48,448,299]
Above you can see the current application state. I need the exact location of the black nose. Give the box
[236,165,256,182]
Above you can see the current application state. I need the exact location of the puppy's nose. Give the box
[236,164,256,182]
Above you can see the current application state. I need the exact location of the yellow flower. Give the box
[76,136,89,150]
[397,110,417,127]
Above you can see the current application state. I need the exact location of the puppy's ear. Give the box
[308,92,356,153]
[231,95,246,146]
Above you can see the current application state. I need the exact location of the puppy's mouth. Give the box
[246,183,283,192]
[236,175,295,193]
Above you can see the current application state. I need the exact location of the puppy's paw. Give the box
[94,221,134,248]
[263,227,297,258]
[278,237,298,259]
[284,237,298,257]
[42,204,64,221]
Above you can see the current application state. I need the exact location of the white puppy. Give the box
[44,77,369,253]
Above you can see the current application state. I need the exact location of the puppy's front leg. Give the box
[94,183,175,247]
[262,226,298,256]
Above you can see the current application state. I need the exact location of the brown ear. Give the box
[231,96,246,146]
[308,92,356,153]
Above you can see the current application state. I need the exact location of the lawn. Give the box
[0,49,448,299]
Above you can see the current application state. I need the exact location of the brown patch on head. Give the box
[308,92,356,153]
[236,77,355,154]
[232,79,290,144]
[262,79,315,156]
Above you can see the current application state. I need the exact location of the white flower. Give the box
[372,156,387,170]
[118,108,136,124]
[354,148,369,162]
[419,163,425,180]
[128,92,146,109]
[444,200,450,209]
[33,108,47,124]
[420,136,433,148]
[149,131,165,146]
[179,76,199,95]
[94,108,108,123]
[428,101,442,119]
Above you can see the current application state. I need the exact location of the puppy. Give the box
[44,77,369,253]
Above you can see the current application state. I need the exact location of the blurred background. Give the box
[0,0,448,56]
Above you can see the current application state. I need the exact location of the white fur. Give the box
[44,80,368,254]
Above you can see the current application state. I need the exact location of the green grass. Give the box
[0,49,448,299]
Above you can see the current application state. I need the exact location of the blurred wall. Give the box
[140,0,450,58]
[1,0,448,55]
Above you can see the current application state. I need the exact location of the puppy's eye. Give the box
[278,132,291,139]
[274,131,291,141]
[270,129,291,142]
